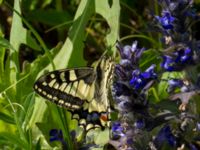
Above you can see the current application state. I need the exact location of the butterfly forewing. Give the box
[34,68,96,110]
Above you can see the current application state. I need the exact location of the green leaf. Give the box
[52,0,95,69]
[27,10,73,26]
[9,0,44,70]
[95,0,120,50]
[26,31,42,51]
[35,137,42,150]
[140,49,160,69]
[157,100,179,113]
[0,112,15,124]
[0,37,15,51]
[158,72,183,100]
[9,0,26,71]
[18,93,36,129]
[36,111,63,149]
[0,132,28,149]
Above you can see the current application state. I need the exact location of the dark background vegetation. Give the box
[0,0,200,149]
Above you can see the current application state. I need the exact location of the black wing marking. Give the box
[71,108,109,131]
[33,57,114,131]
[33,67,96,110]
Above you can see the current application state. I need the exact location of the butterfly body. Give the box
[34,57,114,130]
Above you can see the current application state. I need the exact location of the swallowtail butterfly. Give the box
[33,56,114,131]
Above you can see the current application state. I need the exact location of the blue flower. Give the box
[168,79,183,87]
[161,47,194,71]
[168,79,184,93]
[161,55,175,71]
[174,48,193,64]
[49,129,64,142]
[49,129,67,148]
[112,122,124,139]
[117,41,145,68]
[130,64,157,90]
[134,119,145,129]
[129,69,143,89]
[196,122,200,131]
[115,64,128,80]
[156,11,175,30]
[186,9,200,19]
[155,0,196,36]
[189,143,198,150]
[154,125,177,148]
[118,41,140,60]
[111,41,157,149]
[112,81,131,97]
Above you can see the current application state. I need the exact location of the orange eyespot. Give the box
[100,114,108,122]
